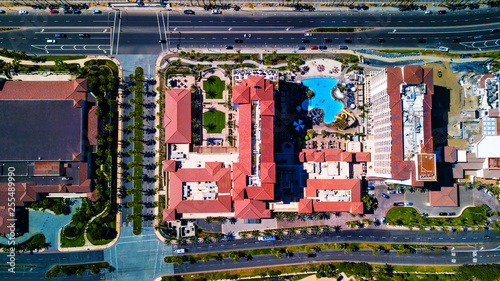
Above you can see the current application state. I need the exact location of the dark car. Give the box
[319,46,327,50]
[79,33,90,38]
[302,39,310,43]
[298,46,305,50]
[381,193,389,199]
[235,39,243,43]
[393,202,404,206]
[388,190,397,194]
[439,212,448,216]
[491,29,499,33]
[344,39,352,43]
[324,38,332,43]
[452,39,461,43]
[437,10,447,14]
[55,34,66,38]
[378,39,386,43]
[159,39,166,43]
[72,10,81,14]
[417,39,426,43]
[448,212,456,216]
[339,46,348,50]
[225,46,233,49]
[63,9,71,14]
[0,10,5,14]
[184,10,195,14]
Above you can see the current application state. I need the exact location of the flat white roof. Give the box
[457,150,467,162]
[477,136,500,158]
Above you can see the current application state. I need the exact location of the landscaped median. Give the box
[132,67,144,235]
[386,205,492,230]
[44,262,109,278]
[164,242,462,265]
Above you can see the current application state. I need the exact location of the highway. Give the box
[0,8,499,54]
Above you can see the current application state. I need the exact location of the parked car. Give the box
[225,46,233,49]
[393,202,405,206]
[304,33,313,37]
[184,10,195,14]
[50,9,59,14]
[381,217,386,224]
[378,39,386,43]
[437,10,446,14]
[211,9,222,14]
[72,10,81,14]
[425,10,432,14]
[339,46,348,50]
[310,46,318,50]
[0,10,5,14]
[381,193,389,199]
[448,212,456,216]
[19,10,28,14]
[404,202,413,206]
[175,249,186,254]
[319,46,327,50]
[388,190,397,194]
[63,9,71,14]
[439,46,449,52]
[324,38,332,42]
[159,39,166,43]
[417,39,426,43]
[298,46,305,50]
[79,33,91,38]
[55,34,66,38]
[92,9,102,14]
[258,236,276,241]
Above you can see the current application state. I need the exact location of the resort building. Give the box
[0,79,98,233]
[367,65,436,186]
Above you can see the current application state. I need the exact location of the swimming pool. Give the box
[301,78,343,123]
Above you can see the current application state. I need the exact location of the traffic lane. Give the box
[2,8,500,28]
[182,229,497,255]
[172,250,473,275]
[0,11,116,27]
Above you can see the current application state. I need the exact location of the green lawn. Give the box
[60,229,85,248]
[203,75,225,99]
[386,206,489,227]
[203,110,226,134]
[41,55,87,61]
[45,262,109,278]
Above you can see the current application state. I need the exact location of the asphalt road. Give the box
[1,8,500,54]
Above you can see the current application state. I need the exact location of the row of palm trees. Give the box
[162,232,230,246]
[239,225,342,240]
[274,212,338,222]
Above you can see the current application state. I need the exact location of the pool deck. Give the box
[296,58,346,84]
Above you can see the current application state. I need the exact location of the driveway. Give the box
[405,186,474,217]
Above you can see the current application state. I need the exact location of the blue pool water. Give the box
[301,78,343,123]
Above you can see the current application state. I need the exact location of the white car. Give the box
[92,9,101,14]
[424,10,432,14]
[243,34,252,38]
[19,10,28,14]
[46,39,56,44]
[304,33,313,37]
[211,9,222,14]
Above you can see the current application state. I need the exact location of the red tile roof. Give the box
[341,152,353,162]
[302,149,316,162]
[444,146,457,163]
[232,162,249,189]
[246,184,274,201]
[324,149,342,161]
[237,103,252,174]
[0,79,86,102]
[233,76,274,103]
[387,65,434,185]
[403,65,424,85]
[163,160,177,172]
[234,199,271,219]
[430,185,459,207]
[86,189,99,202]
[88,106,98,146]
[164,162,232,219]
[304,179,363,214]
[354,152,371,162]
[232,84,250,104]
[164,89,191,143]
[299,152,306,162]
[260,100,275,116]
[313,151,325,162]
[261,115,274,163]
[232,188,246,201]
[298,198,313,213]
[261,162,276,183]
[163,209,176,221]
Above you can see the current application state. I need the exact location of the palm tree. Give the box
[207,76,216,84]
[333,225,342,233]
[288,228,297,237]
[263,229,274,238]
[239,232,248,239]
[202,236,212,244]
[192,133,201,143]
[204,123,216,132]
[250,230,261,239]
[285,212,297,222]
[311,226,321,236]
[299,228,309,236]
[189,236,198,245]
[322,226,332,235]
[206,90,217,99]
[275,229,284,239]
[274,212,286,222]
[192,118,201,129]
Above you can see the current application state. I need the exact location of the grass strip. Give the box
[45,262,109,278]
[133,67,144,235]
